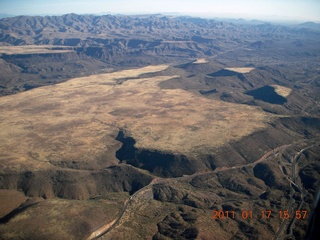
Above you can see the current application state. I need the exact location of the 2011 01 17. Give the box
[212,210,308,220]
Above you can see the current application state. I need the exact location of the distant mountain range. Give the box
[1,13,319,49]
[0,13,15,19]
[0,13,319,96]
[297,21,320,30]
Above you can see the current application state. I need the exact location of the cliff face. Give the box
[0,166,153,200]
[0,49,113,95]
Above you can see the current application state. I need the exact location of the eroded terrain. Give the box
[0,62,319,239]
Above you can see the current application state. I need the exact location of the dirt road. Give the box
[87,138,319,240]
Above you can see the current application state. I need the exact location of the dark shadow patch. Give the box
[115,130,197,177]
[0,202,39,224]
[208,69,238,77]
[245,85,287,105]
[199,89,218,95]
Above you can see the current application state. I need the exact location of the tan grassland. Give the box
[224,67,255,73]
[0,65,271,172]
[271,84,292,98]
[193,58,208,64]
[0,190,27,217]
[0,45,74,55]
[0,197,124,240]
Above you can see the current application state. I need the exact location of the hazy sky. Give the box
[1,0,320,22]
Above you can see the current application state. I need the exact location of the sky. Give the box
[0,0,320,22]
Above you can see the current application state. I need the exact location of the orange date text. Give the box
[212,209,308,220]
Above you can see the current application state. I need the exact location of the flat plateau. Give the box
[0,64,271,172]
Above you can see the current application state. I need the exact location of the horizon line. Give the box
[0,12,319,24]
